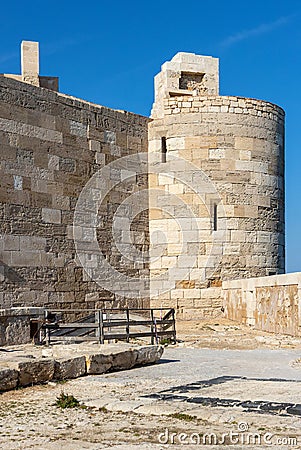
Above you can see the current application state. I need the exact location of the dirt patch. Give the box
[175,318,301,350]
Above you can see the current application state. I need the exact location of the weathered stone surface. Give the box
[223,272,301,337]
[135,345,164,365]
[0,367,18,391]
[111,350,138,370]
[0,343,164,391]
[0,43,287,325]
[0,60,150,323]
[105,399,145,413]
[0,315,31,346]
[86,353,113,375]
[149,53,285,319]
[53,356,86,380]
[17,359,55,386]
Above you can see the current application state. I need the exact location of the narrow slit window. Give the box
[161,137,167,163]
[213,203,218,231]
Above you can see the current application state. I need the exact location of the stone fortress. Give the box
[0,41,299,341]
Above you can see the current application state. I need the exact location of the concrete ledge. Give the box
[0,343,164,392]
[0,307,45,317]
[222,272,301,290]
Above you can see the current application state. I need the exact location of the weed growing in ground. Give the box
[170,413,197,422]
[99,406,108,413]
[54,391,80,409]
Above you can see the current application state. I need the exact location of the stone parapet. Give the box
[222,273,301,337]
[162,95,284,122]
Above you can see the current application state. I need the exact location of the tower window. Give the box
[161,137,167,163]
[213,203,218,231]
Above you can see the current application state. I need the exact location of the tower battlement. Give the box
[151,52,219,118]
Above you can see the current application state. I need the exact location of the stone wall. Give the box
[0,307,44,345]
[0,48,288,325]
[222,273,301,337]
[0,76,150,312]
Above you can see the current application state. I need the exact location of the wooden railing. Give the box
[34,308,176,345]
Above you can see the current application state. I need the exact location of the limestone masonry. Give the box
[0,42,290,330]
[149,52,285,319]
[0,41,149,315]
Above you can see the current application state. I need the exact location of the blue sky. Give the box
[0,0,300,272]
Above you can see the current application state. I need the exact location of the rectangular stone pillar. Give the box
[21,41,39,86]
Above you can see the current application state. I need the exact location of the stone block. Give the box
[170,289,184,299]
[19,236,46,250]
[89,139,101,152]
[111,350,138,370]
[21,41,39,74]
[10,251,41,267]
[53,356,86,380]
[86,353,113,374]
[148,139,161,152]
[193,298,212,308]
[161,256,177,268]
[134,345,164,365]
[42,208,61,224]
[177,298,195,308]
[231,230,246,243]
[177,255,197,268]
[200,287,221,299]
[158,174,173,185]
[209,148,225,159]
[235,137,254,154]
[70,120,86,137]
[48,154,60,170]
[166,137,185,150]
[17,359,55,386]
[104,130,116,144]
[3,235,20,251]
[0,367,19,391]
[183,289,201,299]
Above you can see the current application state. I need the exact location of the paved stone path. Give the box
[84,347,301,411]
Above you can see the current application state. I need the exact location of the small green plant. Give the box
[99,406,108,413]
[170,412,197,422]
[56,379,68,385]
[160,338,171,345]
[55,391,80,409]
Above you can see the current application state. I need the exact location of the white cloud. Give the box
[220,14,295,47]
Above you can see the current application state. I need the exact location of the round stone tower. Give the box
[148,52,285,319]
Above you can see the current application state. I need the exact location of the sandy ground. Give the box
[175,318,301,350]
[0,319,301,449]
